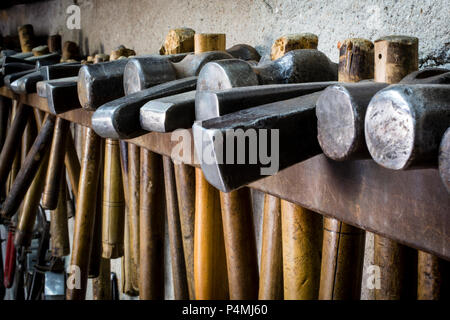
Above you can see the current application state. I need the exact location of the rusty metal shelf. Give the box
[1,86,449,261]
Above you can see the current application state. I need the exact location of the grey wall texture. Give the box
[1,0,449,66]
[0,0,448,300]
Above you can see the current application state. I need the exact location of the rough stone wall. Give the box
[0,0,448,300]
[1,0,449,66]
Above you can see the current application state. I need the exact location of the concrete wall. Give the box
[0,0,449,300]
[1,0,449,66]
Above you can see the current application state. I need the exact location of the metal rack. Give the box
[1,86,449,261]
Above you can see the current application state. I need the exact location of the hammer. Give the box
[193,37,334,299]
[366,35,420,300]
[317,39,374,300]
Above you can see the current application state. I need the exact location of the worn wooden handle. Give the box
[259,194,283,300]
[2,114,56,218]
[174,162,196,299]
[127,143,140,293]
[281,200,322,299]
[64,128,80,201]
[220,188,259,299]
[102,139,125,259]
[50,175,70,257]
[66,127,102,300]
[194,168,229,299]
[163,155,189,299]
[0,102,31,189]
[139,149,165,299]
[42,117,70,210]
[14,139,51,248]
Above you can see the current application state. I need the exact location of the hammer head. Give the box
[195,82,336,121]
[365,84,450,170]
[77,59,129,109]
[194,92,322,192]
[196,59,258,94]
[92,76,197,139]
[123,51,232,95]
[399,67,450,84]
[139,90,197,132]
[123,55,178,95]
[45,76,79,114]
[316,82,388,161]
[3,69,35,88]
[226,44,261,62]
[10,70,42,94]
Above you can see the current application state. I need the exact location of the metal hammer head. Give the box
[195,81,336,122]
[92,76,197,139]
[139,90,197,132]
[365,84,450,170]
[10,70,42,94]
[399,67,450,84]
[193,92,322,192]
[77,59,129,109]
[316,82,388,161]
[45,76,79,114]
[123,51,232,95]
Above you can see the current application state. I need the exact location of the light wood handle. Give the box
[66,127,102,300]
[281,200,322,299]
[259,194,283,300]
[102,139,125,259]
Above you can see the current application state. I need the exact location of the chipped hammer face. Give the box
[193,92,323,192]
[365,84,450,170]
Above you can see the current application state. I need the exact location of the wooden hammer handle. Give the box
[139,149,165,299]
[0,102,31,189]
[42,117,70,210]
[66,127,102,300]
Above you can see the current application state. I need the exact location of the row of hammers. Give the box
[0,24,449,300]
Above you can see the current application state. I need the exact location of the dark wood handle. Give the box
[139,149,165,299]
[2,114,55,218]
[259,194,283,300]
[42,117,69,209]
[163,155,188,299]
[174,162,196,299]
[50,174,70,257]
[0,102,31,189]
[220,188,259,299]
